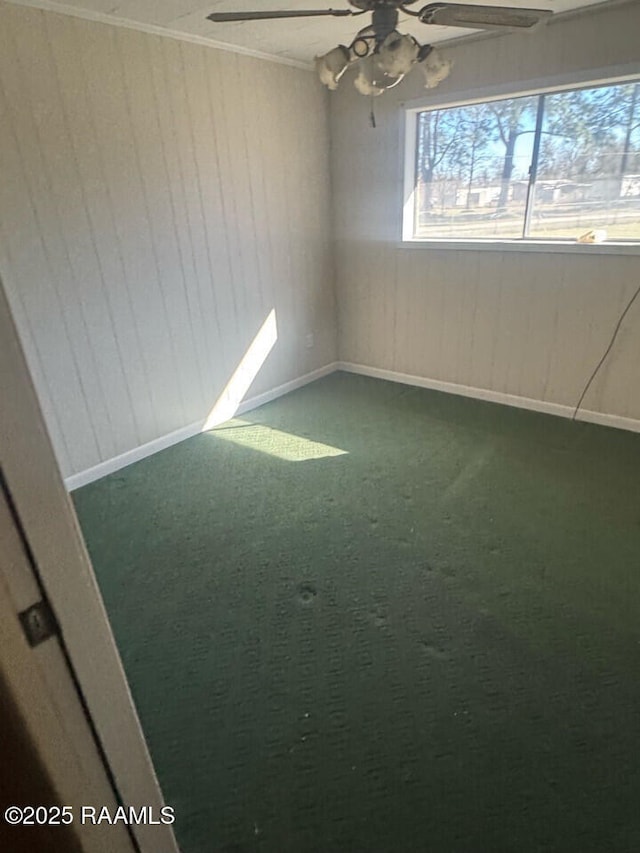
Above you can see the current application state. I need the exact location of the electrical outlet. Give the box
[305,333,314,349]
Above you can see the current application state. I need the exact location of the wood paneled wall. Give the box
[331,0,640,422]
[0,2,336,480]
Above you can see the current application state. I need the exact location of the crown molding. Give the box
[1,0,314,70]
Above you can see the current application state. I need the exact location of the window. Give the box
[403,79,640,244]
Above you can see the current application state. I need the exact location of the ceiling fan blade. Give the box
[207,9,354,23]
[418,3,552,30]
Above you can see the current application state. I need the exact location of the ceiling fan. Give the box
[206,1,552,96]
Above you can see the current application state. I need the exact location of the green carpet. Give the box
[73,372,640,853]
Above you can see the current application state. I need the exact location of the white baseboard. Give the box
[65,420,203,491]
[66,359,639,490]
[65,362,339,490]
[337,362,640,435]
[234,362,338,416]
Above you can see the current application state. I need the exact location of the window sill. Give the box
[398,239,640,255]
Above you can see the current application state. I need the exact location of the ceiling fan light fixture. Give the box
[354,69,385,96]
[350,36,372,58]
[354,56,404,96]
[420,48,453,89]
[375,32,420,77]
[315,44,352,90]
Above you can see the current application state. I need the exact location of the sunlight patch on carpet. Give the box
[206,419,348,462]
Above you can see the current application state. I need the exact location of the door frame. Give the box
[0,276,180,853]
[0,478,135,853]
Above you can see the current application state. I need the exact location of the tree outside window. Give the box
[411,79,640,241]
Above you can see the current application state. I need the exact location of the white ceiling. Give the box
[15,0,608,64]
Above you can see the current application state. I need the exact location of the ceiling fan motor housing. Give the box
[371,6,400,41]
[348,0,420,7]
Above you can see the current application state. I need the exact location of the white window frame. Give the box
[401,64,640,254]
